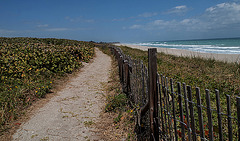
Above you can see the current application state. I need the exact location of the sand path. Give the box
[12,48,111,141]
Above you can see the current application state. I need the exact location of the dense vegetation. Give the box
[0,37,94,131]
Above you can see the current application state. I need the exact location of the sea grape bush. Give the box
[0,37,94,130]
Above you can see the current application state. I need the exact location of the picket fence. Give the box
[109,45,240,141]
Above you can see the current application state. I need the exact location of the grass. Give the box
[97,44,136,140]
[98,44,129,113]
[105,93,127,112]
[115,45,240,140]
[119,45,240,97]
[0,37,95,133]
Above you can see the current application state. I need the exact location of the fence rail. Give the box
[109,45,240,141]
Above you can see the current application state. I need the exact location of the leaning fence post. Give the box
[148,48,159,141]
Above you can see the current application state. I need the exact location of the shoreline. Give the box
[115,43,240,63]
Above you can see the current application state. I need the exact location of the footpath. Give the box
[12,48,112,141]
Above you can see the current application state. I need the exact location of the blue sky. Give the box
[1,0,240,42]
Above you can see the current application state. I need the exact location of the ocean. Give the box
[131,38,240,54]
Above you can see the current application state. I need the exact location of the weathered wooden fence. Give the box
[109,45,240,141]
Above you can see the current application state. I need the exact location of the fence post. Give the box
[148,48,159,141]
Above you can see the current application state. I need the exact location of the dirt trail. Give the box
[12,48,111,141]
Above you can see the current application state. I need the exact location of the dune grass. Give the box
[117,45,240,140]
[0,37,95,132]
[119,45,240,97]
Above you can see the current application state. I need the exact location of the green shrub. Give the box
[0,37,95,131]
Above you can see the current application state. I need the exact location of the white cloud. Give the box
[45,28,70,32]
[152,20,171,26]
[37,24,49,28]
[175,5,187,9]
[201,2,240,29]
[45,27,92,32]
[165,5,189,15]
[206,3,240,13]
[130,2,240,33]
[129,25,142,29]
[65,16,94,23]
[138,12,158,18]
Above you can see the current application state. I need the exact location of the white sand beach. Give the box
[115,44,240,63]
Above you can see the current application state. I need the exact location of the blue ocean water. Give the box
[131,38,240,54]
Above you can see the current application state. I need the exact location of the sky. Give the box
[1,0,240,42]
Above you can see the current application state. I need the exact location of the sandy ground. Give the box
[12,48,111,141]
[115,44,240,63]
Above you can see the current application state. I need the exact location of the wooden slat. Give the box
[159,76,165,138]
[170,79,177,141]
[165,77,171,140]
[183,83,191,141]
[162,76,168,138]
[215,90,223,141]
[187,86,196,141]
[163,86,168,139]
[178,82,185,140]
[170,79,178,141]
[141,61,145,106]
[196,87,205,141]
[226,95,233,141]
[135,60,138,104]
[205,89,214,140]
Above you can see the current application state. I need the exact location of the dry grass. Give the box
[97,45,136,140]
